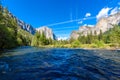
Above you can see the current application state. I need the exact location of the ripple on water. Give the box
[0,47,120,80]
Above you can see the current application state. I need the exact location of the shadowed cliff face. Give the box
[8,12,36,34]
[71,12,120,39]
[9,13,57,39]
[0,47,120,80]
[17,19,36,34]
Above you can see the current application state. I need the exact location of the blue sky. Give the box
[2,0,120,39]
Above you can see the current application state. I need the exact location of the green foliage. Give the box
[71,40,81,48]
[27,23,120,48]
[31,32,51,47]
[17,28,33,46]
[78,35,86,44]
[0,6,18,49]
[98,29,103,41]
[94,40,104,48]
[77,25,120,48]
[103,25,120,47]
[0,5,33,50]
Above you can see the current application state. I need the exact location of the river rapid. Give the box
[0,46,120,80]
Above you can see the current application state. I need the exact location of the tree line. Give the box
[71,25,120,48]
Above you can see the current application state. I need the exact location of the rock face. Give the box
[6,11,57,39]
[9,13,36,34]
[70,12,120,39]
[70,31,80,40]
[17,19,36,34]
[36,26,56,40]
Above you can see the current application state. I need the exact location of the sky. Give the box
[2,0,120,40]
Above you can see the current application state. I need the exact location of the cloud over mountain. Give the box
[96,7,111,20]
[96,7,120,20]
[110,7,120,15]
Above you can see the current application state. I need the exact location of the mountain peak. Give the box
[36,26,56,40]
[70,12,120,39]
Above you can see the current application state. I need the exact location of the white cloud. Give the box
[85,13,91,17]
[83,24,94,27]
[58,37,68,40]
[78,21,83,24]
[83,18,86,20]
[110,7,119,15]
[87,25,94,27]
[96,7,111,20]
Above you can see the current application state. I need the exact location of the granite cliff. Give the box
[71,12,120,39]
[9,13,56,40]
[9,13,36,34]
[36,26,56,40]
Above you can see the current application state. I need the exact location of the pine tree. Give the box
[98,29,103,41]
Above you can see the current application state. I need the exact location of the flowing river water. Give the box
[0,46,120,80]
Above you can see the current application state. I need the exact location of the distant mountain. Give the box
[36,26,56,40]
[9,13,36,34]
[9,13,57,39]
[17,19,36,34]
[70,12,120,39]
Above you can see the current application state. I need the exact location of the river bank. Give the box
[33,44,120,50]
[0,43,120,53]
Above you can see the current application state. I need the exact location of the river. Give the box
[0,46,120,80]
